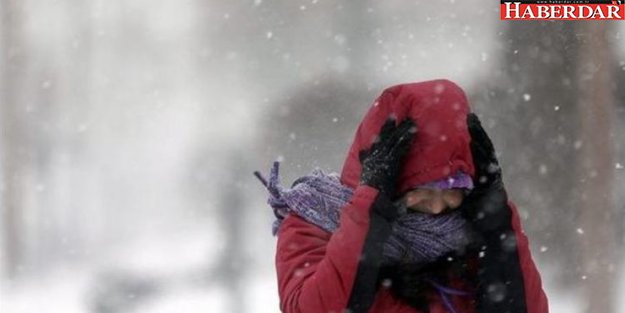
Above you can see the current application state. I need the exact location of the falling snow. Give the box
[1,2,624,313]
[523,93,531,101]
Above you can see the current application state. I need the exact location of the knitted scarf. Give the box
[254,161,472,267]
[255,162,475,312]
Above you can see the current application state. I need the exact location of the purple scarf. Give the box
[255,162,474,312]
[254,162,472,267]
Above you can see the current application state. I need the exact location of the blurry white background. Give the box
[1,1,624,312]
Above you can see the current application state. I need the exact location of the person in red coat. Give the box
[258,79,549,313]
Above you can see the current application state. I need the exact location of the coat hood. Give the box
[340,79,476,196]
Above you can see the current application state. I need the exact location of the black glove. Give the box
[462,113,528,312]
[359,117,416,199]
[344,117,416,313]
[462,113,511,235]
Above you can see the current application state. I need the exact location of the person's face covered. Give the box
[400,188,467,215]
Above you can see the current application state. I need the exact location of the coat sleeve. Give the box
[507,201,549,313]
[474,200,549,313]
[275,185,399,313]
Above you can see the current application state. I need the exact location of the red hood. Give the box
[340,79,475,195]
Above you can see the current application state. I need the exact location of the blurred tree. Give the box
[1,0,92,281]
[1,0,26,280]
[574,22,618,313]
[186,145,251,312]
[212,152,247,313]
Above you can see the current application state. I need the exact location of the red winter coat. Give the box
[275,79,549,313]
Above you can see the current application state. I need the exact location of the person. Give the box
[255,79,549,313]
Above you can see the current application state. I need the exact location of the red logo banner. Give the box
[501,2,625,20]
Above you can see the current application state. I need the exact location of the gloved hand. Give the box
[359,117,416,199]
[462,114,530,312]
[461,113,511,235]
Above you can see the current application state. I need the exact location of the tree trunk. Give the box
[1,0,25,280]
[575,22,617,313]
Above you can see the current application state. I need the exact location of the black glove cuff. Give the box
[371,191,403,223]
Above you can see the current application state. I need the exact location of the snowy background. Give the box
[1,1,624,312]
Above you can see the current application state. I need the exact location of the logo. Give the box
[500,0,625,20]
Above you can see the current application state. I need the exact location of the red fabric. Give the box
[340,79,475,195]
[276,186,475,313]
[508,201,550,313]
[275,79,549,312]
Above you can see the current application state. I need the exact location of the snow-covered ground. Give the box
[2,227,624,313]
[0,218,279,313]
